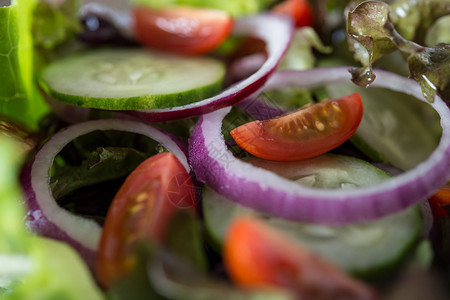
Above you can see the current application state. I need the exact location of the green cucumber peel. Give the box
[39,48,226,110]
[130,0,276,17]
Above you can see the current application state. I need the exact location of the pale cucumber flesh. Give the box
[39,47,226,110]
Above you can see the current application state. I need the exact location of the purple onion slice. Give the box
[131,14,293,122]
[22,119,190,268]
[189,67,450,224]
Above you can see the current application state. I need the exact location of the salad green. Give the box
[1,0,450,299]
[0,135,104,300]
[347,0,450,102]
[0,0,48,128]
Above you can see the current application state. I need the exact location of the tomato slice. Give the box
[428,185,450,219]
[224,217,377,299]
[133,5,233,55]
[272,0,314,28]
[96,152,196,288]
[230,93,364,161]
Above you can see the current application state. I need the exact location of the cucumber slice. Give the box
[324,84,441,171]
[39,48,226,110]
[203,154,422,277]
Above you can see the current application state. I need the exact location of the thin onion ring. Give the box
[22,119,189,268]
[130,14,293,122]
[189,67,450,224]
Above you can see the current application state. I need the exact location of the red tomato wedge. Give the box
[96,152,196,288]
[224,217,378,300]
[230,93,364,161]
[133,5,233,55]
[273,0,314,28]
[428,184,450,219]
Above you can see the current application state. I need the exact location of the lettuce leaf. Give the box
[0,135,28,254]
[32,0,82,72]
[425,15,450,46]
[51,146,148,199]
[0,134,104,299]
[390,0,450,45]
[347,0,450,102]
[32,0,80,51]
[0,0,49,128]
[3,237,105,300]
[278,27,332,71]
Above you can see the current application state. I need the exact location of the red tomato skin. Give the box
[273,0,314,28]
[230,93,364,161]
[224,217,378,300]
[133,6,233,55]
[428,186,450,218]
[96,152,195,287]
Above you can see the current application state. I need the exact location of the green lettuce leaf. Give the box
[32,0,83,72]
[390,0,450,45]
[32,0,80,51]
[0,0,49,128]
[48,129,164,223]
[425,15,450,46]
[0,135,28,254]
[51,146,148,199]
[0,134,104,299]
[278,27,332,71]
[3,237,105,300]
[130,0,275,16]
[163,211,209,271]
[347,0,450,102]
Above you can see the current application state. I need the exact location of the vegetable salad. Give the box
[1,0,450,299]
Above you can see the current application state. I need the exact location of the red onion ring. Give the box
[21,119,190,268]
[130,14,293,122]
[226,53,267,84]
[189,67,450,224]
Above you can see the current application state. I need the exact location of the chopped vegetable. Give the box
[32,0,81,51]
[39,47,226,110]
[347,0,450,102]
[23,119,191,269]
[131,14,293,121]
[96,152,196,287]
[428,184,450,219]
[130,0,275,17]
[133,5,233,55]
[203,154,423,278]
[389,0,450,45]
[278,26,332,71]
[0,0,48,128]
[272,0,314,28]
[224,217,378,299]
[189,68,450,224]
[0,135,104,300]
[230,93,363,161]
[324,80,441,171]
[3,0,450,297]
